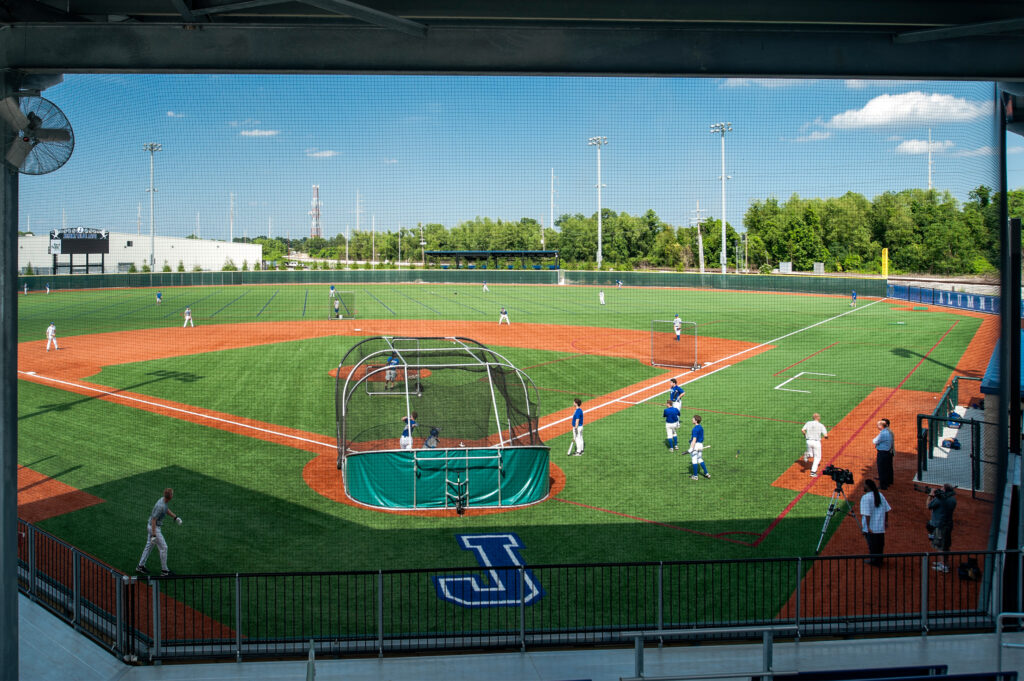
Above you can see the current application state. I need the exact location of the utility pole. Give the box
[143,142,162,270]
[692,200,706,274]
[229,192,235,242]
[928,127,933,190]
[710,122,732,274]
[548,168,554,250]
[588,137,608,269]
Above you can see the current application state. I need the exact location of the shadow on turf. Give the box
[18,371,204,421]
[890,347,967,375]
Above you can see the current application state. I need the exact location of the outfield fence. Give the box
[15,269,888,297]
[886,283,1018,316]
[17,518,1018,665]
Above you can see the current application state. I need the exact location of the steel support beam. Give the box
[3,23,1024,78]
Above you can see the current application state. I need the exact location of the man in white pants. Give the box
[45,322,59,351]
[802,412,829,477]
[183,306,194,328]
[599,290,605,305]
[136,488,182,576]
[400,412,418,449]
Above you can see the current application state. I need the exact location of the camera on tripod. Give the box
[823,464,853,486]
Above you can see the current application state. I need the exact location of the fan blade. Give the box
[6,136,34,168]
[0,97,29,131]
[34,128,71,143]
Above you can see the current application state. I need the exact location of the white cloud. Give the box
[166,111,185,118]
[240,129,279,137]
[383,158,398,164]
[306,149,338,158]
[793,131,832,142]
[955,145,995,157]
[722,78,811,88]
[1011,146,1024,155]
[828,91,991,128]
[896,139,954,154]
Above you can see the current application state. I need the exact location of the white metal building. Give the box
[18,232,262,275]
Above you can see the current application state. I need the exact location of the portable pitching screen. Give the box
[329,290,357,319]
[651,319,699,369]
[335,336,549,510]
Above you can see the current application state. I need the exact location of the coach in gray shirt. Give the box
[136,488,182,576]
[872,418,895,489]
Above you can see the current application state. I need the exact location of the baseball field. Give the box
[15,278,995,608]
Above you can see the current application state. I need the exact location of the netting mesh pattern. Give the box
[336,337,541,454]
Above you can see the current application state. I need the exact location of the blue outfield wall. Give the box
[886,284,1014,316]
[18,268,888,296]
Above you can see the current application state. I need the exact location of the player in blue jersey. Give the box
[155,291,162,304]
[570,397,584,456]
[668,378,685,410]
[663,399,681,450]
[385,352,400,390]
[850,289,857,307]
[329,284,336,299]
[688,414,710,480]
[400,412,418,449]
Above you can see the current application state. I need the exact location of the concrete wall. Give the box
[18,233,261,274]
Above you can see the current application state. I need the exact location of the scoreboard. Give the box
[49,228,110,255]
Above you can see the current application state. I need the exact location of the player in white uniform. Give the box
[400,412,418,449]
[673,314,682,341]
[498,306,510,325]
[334,298,341,319]
[482,280,489,292]
[136,488,182,576]
[599,290,605,305]
[45,322,59,351]
[45,282,50,295]
[802,412,829,477]
[183,306,194,327]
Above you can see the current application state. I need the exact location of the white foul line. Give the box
[18,371,336,450]
[541,298,882,434]
[774,371,835,394]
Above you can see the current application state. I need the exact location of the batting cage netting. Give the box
[334,336,548,509]
[651,319,699,369]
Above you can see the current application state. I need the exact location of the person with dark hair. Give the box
[872,418,895,489]
[927,483,957,573]
[688,414,710,480]
[860,479,891,566]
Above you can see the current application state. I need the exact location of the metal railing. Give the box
[16,518,1019,665]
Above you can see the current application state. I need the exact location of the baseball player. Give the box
[668,378,685,410]
[663,399,681,450]
[329,284,336,299]
[802,413,829,477]
[334,298,341,319]
[45,322,59,351]
[616,280,623,289]
[155,291,162,304]
[599,290,605,305]
[23,282,28,296]
[385,352,400,390]
[183,306,194,327]
[136,487,182,576]
[482,280,489,292]
[850,289,857,307]
[673,314,682,341]
[45,282,50,295]
[400,412,418,449]
[498,306,510,325]
[570,397,584,456]
[688,414,710,480]
[424,426,440,449]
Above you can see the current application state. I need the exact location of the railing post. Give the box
[27,526,35,600]
[72,549,82,630]
[234,574,242,663]
[762,630,773,673]
[634,634,644,678]
[151,579,161,664]
[920,555,929,635]
[794,558,802,637]
[115,573,125,658]
[376,570,383,658]
[519,566,526,652]
[657,562,664,634]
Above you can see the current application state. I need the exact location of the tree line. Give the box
[237,186,1024,275]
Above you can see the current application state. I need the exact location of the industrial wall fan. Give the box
[0,95,74,175]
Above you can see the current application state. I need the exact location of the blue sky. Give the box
[19,75,1016,241]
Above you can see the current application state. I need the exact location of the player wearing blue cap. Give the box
[688,415,710,480]
[668,378,684,410]
[663,399,681,450]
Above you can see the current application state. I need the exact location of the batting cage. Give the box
[328,290,357,319]
[651,319,699,369]
[335,336,549,510]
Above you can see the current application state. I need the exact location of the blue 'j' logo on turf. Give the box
[433,533,544,608]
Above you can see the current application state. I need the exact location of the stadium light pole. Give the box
[710,123,732,274]
[143,143,162,271]
[588,136,608,269]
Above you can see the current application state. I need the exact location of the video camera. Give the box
[823,464,854,486]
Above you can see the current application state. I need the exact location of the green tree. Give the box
[177,260,185,272]
[162,261,172,272]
